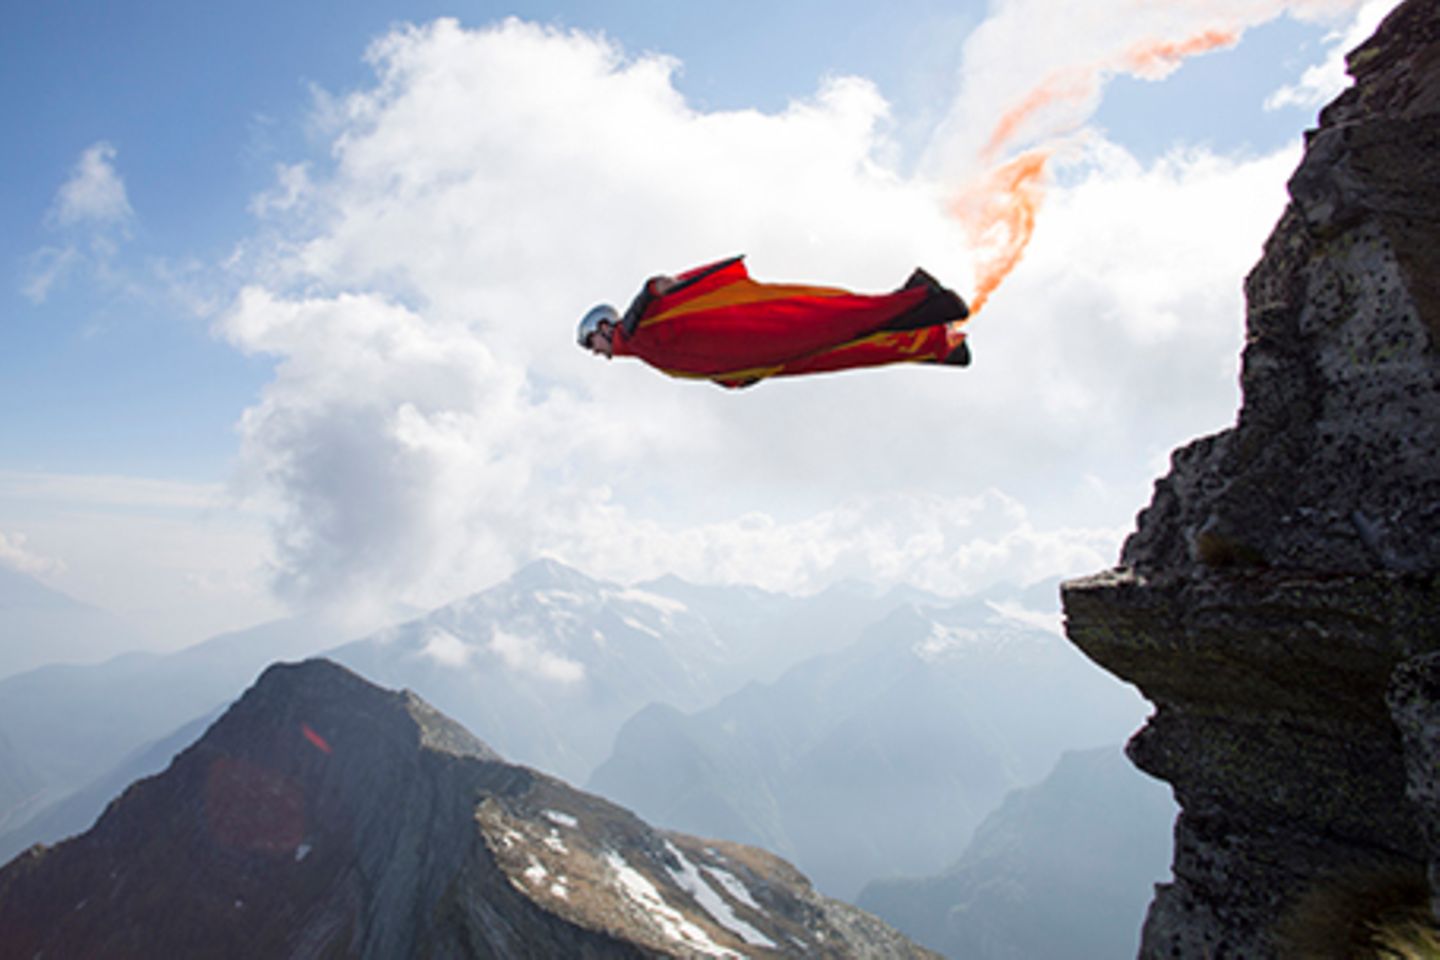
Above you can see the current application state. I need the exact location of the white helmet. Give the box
[578,304,619,347]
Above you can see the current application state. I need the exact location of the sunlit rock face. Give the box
[0,659,936,959]
[1062,1,1440,956]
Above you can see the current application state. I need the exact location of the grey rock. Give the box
[1062,1,1440,956]
[1387,652,1440,923]
[1120,0,1440,582]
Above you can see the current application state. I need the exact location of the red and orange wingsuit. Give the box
[610,256,970,388]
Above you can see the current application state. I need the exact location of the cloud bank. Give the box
[222,4,1382,613]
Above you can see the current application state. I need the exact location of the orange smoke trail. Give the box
[951,149,1050,317]
[980,70,1096,164]
[1122,28,1241,78]
[951,24,1244,316]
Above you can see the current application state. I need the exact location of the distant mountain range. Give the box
[0,659,937,959]
[0,566,146,679]
[0,558,1167,958]
[0,559,939,860]
[0,730,39,837]
[858,746,1176,959]
[588,594,1147,899]
[0,613,361,796]
[0,712,218,866]
[326,558,942,784]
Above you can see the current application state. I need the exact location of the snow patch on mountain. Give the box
[707,863,763,912]
[985,599,1064,636]
[604,850,743,959]
[612,587,688,617]
[544,809,578,829]
[620,616,662,639]
[665,840,777,949]
[913,624,986,661]
[912,602,1060,662]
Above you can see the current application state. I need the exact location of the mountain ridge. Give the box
[0,658,938,959]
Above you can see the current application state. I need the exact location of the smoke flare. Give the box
[980,71,1097,164]
[1122,28,1242,78]
[950,22,1260,316]
[952,150,1050,317]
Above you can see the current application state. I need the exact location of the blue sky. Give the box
[0,2,1341,478]
[0,0,1397,650]
[5,0,983,479]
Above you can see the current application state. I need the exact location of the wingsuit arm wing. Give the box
[620,255,746,336]
[620,284,655,337]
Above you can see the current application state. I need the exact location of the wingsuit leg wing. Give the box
[712,324,968,388]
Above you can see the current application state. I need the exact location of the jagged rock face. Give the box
[1121,0,1440,579]
[1062,1,1440,957]
[0,659,936,960]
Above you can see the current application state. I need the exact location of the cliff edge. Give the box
[1062,1,1440,956]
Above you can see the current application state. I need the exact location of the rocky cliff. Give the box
[1062,1,1440,957]
[0,659,936,959]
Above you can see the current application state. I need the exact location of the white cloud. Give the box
[556,489,1126,598]
[248,162,313,218]
[923,0,1373,178]
[24,142,137,303]
[420,627,472,667]
[488,627,585,684]
[219,10,1360,614]
[0,471,283,648]
[21,245,81,304]
[0,469,234,512]
[0,530,64,578]
[1266,0,1400,110]
[51,141,133,228]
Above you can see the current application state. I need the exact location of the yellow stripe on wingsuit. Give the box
[638,280,852,328]
[865,330,940,356]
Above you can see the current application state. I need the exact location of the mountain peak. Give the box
[508,556,603,593]
[0,657,936,958]
[236,658,504,763]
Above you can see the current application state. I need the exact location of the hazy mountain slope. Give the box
[0,711,218,866]
[633,574,949,684]
[0,613,364,797]
[0,729,40,837]
[0,566,146,680]
[0,658,938,959]
[858,747,1176,959]
[589,596,1146,899]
